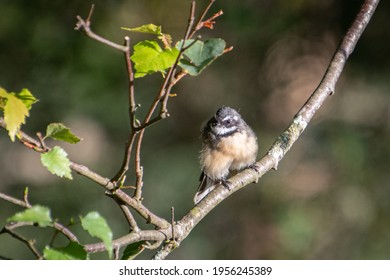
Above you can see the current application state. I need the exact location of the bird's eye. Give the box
[225,119,231,125]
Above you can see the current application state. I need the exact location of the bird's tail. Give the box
[194,172,218,204]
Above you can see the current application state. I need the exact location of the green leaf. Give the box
[45,123,82,144]
[81,212,113,259]
[122,24,172,48]
[7,205,52,227]
[15,88,38,110]
[44,242,88,260]
[177,38,226,76]
[131,40,179,78]
[122,24,162,35]
[121,241,145,260]
[0,88,29,141]
[40,146,73,179]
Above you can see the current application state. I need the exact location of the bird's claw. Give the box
[221,179,233,190]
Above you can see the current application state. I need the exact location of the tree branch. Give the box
[0,0,379,259]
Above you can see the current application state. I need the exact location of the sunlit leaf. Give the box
[44,242,88,260]
[122,24,162,35]
[177,38,226,76]
[81,212,113,259]
[131,40,179,78]
[40,146,73,179]
[45,123,82,144]
[15,88,38,110]
[122,24,172,48]
[7,205,52,227]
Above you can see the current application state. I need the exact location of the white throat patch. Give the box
[212,125,237,136]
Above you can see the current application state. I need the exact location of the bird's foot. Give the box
[249,163,260,173]
[221,179,233,190]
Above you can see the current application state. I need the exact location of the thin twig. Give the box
[23,187,31,208]
[109,193,140,232]
[161,76,176,113]
[75,5,128,52]
[133,164,143,200]
[171,207,175,241]
[188,0,216,38]
[0,192,28,208]
[1,224,42,259]
[223,46,234,54]
[111,36,138,184]
[113,189,170,228]
[36,132,48,152]
[120,204,139,232]
[124,36,137,129]
[160,1,196,110]
[111,132,137,183]
[53,222,79,243]
[86,3,95,22]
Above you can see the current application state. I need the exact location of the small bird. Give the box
[194,106,258,204]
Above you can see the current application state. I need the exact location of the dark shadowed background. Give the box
[0,0,389,259]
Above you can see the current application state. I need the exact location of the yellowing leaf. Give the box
[0,88,7,108]
[0,89,29,141]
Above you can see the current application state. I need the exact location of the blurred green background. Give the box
[0,0,389,259]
